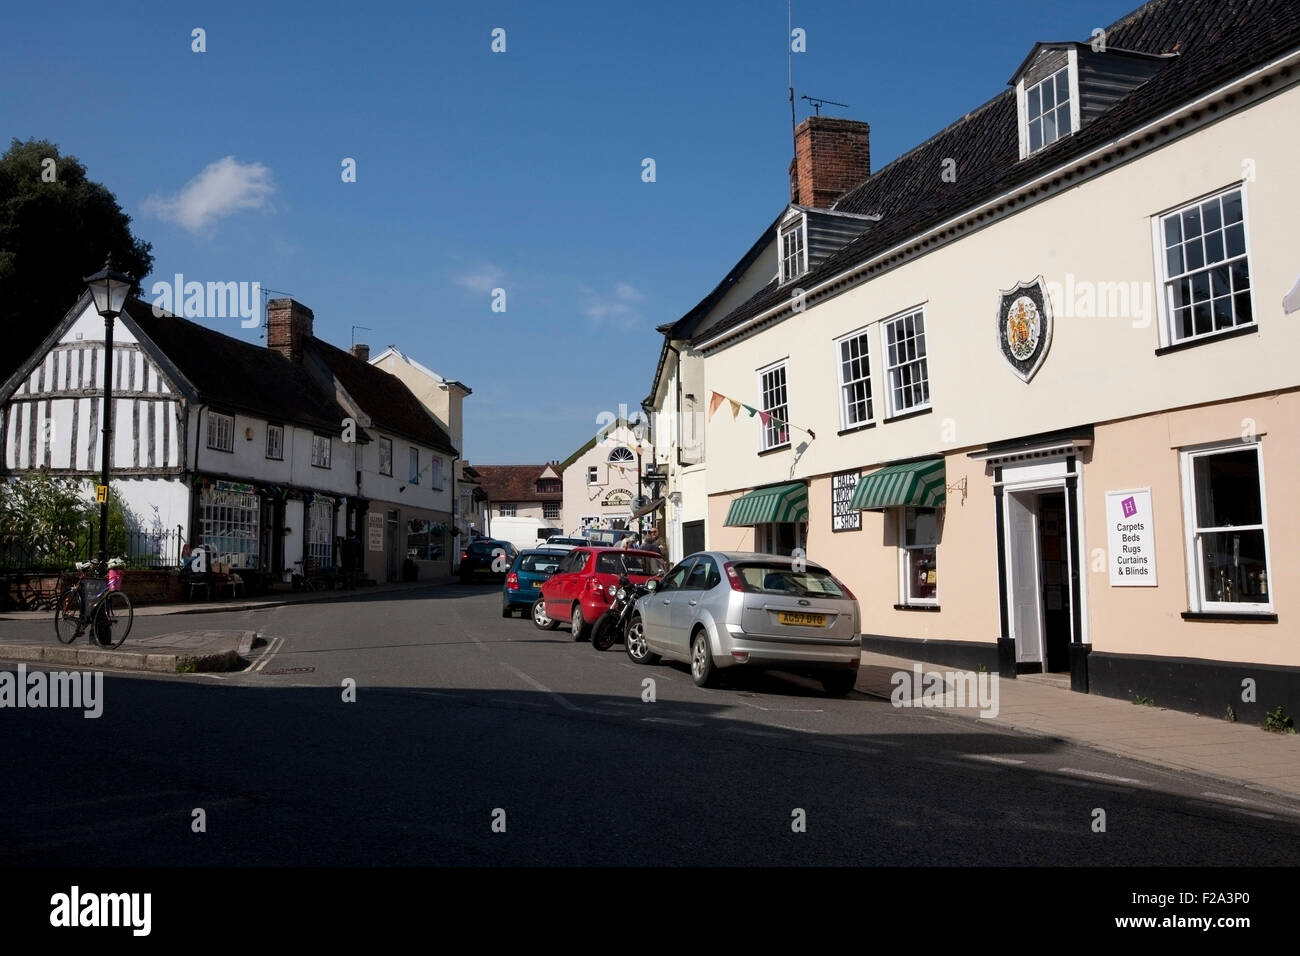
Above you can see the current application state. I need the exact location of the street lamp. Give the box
[83,256,134,572]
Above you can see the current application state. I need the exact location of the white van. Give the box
[488,516,554,552]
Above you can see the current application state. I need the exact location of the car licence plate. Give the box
[778,611,826,627]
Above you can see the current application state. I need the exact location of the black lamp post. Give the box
[84,256,134,572]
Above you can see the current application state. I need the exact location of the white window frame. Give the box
[835,326,874,430]
[408,446,420,485]
[1016,51,1080,160]
[378,437,392,476]
[543,501,561,521]
[898,506,939,607]
[587,466,599,484]
[1151,185,1256,349]
[880,307,931,418]
[756,359,790,452]
[607,446,635,465]
[1179,439,1273,614]
[265,424,284,461]
[431,456,443,491]
[499,503,517,517]
[779,216,808,284]
[311,433,331,469]
[200,485,259,567]
[207,411,234,453]
[306,499,334,564]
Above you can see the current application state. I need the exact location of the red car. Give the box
[535,547,666,640]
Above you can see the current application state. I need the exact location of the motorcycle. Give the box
[591,573,659,651]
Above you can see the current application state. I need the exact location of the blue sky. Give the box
[2,0,1138,464]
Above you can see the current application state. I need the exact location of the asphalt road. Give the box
[3,583,1299,866]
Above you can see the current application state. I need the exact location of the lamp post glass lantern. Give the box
[84,256,135,573]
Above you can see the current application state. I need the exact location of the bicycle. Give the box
[54,561,133,647]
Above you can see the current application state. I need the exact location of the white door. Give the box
[1006,491,1044,665]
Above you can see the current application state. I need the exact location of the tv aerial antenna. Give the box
[351,325,372,348]
[802,95,849,116]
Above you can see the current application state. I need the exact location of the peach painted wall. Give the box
[1085,391,1299,665]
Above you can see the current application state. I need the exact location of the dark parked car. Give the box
[502,548,568,619]
[459,538,518,583]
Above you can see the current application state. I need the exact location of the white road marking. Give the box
[1058,767,1151,786]
[242,633,283,673]
[964,754,1026,766]
[736,699,824,714]
[499,662,579,711]
[641,717,702,727]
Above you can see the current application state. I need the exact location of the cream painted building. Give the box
[559,419,650,536]
[673,0,1300,721]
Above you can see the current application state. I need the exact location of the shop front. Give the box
[722,481,809,556]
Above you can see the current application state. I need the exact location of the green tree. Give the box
[0,471,138,569]
[0,138,154,384]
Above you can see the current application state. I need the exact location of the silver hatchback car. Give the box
[626,551,861,696]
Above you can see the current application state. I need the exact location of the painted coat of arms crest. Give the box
[996,276,1053,382]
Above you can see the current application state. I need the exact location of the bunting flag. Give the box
[706,390,818,440]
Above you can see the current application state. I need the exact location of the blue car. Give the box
[502,548,569,619]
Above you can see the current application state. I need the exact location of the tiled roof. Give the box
[124,298,347,433]
[474,464,563,503]
[308,338,457,455]
[698,0,1300,344]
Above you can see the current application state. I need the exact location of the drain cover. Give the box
[262,666,315,675]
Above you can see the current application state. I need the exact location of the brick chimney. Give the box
[789,116,871,209]
[266,299,314,362]
[349,343,370,362]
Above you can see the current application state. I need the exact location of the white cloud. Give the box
[142,156,275,233]
[456,265,505,294]
[580,282,646,329]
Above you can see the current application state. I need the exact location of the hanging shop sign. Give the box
[995,276,1054,383]
[1106,488,1157,586]
[831,472,861,532]
[368,512,384,552]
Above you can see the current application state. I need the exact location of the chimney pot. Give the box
[790,116,871,209]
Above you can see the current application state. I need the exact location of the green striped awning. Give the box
[723,482,809,527]
[849,459,946,511]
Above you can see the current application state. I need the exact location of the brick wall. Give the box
[789,117,871,209]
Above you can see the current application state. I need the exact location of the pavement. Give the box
[857,649,1300,802]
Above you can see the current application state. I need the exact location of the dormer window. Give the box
[1026,67,1073,153]
[1013,45,1080,160]
[780,218,807,283]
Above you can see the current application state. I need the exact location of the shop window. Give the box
[200,485,259,568]
[899,507,939,605]
[757,522,804,556]
[306,499,334,564]
[1181,442,1272,611]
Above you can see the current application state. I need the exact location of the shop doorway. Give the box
[1006,489,1073,672]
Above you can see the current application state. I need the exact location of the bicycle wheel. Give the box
[93,591,133,648]
[54,588,84,644]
